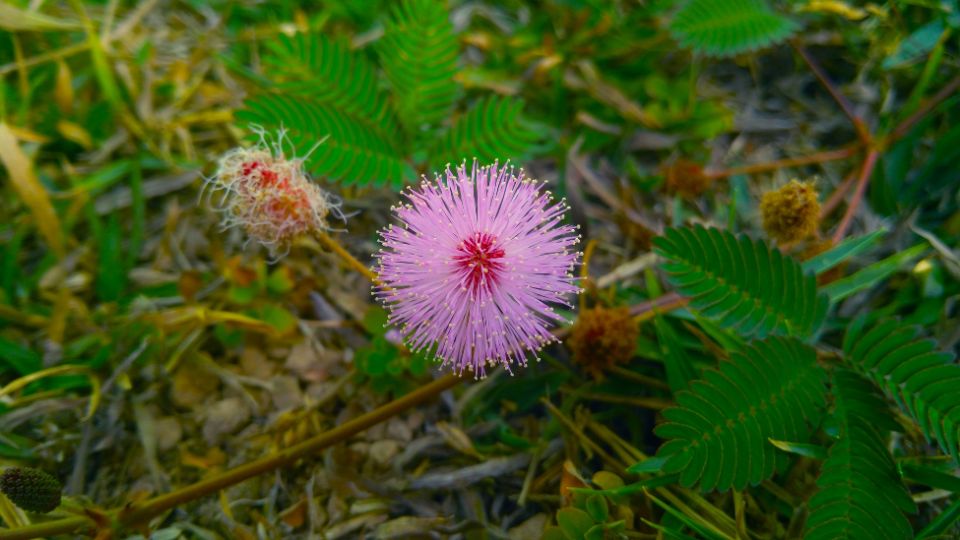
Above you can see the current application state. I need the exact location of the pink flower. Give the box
[375,161,581,377]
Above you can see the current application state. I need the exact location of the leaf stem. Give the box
[831,149,879,244]
[791,42,871,145]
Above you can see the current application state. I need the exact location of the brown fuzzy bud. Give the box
[568,306,639,378]
[760,179,820,244]
[664,160,712,199]
[0,467,62,513]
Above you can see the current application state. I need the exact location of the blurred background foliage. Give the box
[0,0,958,538]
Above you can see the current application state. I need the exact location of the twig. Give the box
[0,373,463,540]
[704,145,859,180]
[831,149,879,243]
[819,169,858,220]
[792,42,871,144]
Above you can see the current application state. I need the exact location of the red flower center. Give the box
[454,232,506,295]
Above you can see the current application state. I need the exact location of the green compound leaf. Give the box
[669,0,798,57]
[378,0,460,134]
[804,370,915,540]
[262,32,400,136]
[427,95,544,172]
[843,318,960,465]
[653,338,827,491]
[236,94,414,188]
[653,225,829,339]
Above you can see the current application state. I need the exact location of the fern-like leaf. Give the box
[235,94,414,188]
[654,338,826,491]
[427,96,543,171]
[843,318,960,464]
[804,370,915,540]
[263,33,399,135]
[653,225,829,339]
[377,0,460,133]
[669,0,798,57]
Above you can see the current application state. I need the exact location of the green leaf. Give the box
[262,32,399,135]
[669,0,798,57]
[804,370,915,540]
[627,456,668,475]
[96,213,124,302]
[256,303,298,334]
[0,336,41,375]
[426,96,544,171]
[557,507,594,540]
[801,229,887,275]
[585,494,609,523]
[236,94,414,188]
[917,497,960,539]
[653,315,697,392]
[768,439,827,460]
[843,318,960,465]
[654,225,829,339]
[820,243,927,303]
[883,19,946,70]
[654,337,827,491]
[377,0,460,134]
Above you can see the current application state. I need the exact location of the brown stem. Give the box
[820,168,858,220]
[792,42,871,144]
[0,374,463,540]
[832,149,879,243]
[888,74,960,143]
[704,145,859,180]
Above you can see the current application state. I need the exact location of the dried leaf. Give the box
[0,123,64,257]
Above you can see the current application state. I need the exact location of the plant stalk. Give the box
[0,373,462,540]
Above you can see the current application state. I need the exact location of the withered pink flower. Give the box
[205,128,340,254]
[375,161,581,377]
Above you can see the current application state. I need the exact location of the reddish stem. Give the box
[820,169,858,220]
[704,145,859,180]
[832,149,879,243]
[792,42,871,144]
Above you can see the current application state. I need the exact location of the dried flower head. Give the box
[568,306,638,378]
[760,179,820,244]
[664,159,711,199]
[204,127,341,254]
[375,161,581,378]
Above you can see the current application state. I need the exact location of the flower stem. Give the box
[314,231,381,284]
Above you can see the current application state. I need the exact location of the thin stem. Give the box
[819,168,858,220]
[832,149,879,244]
[703,145,859,180]
[792,42,871,144]
[0,374,463,540]
[629,292,689,322]
[314,231,381,285]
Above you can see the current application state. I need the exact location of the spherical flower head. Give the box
[760,179,820,244]
[204,127,341,255]
[568,306,638,379]
[375,161,582,378]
